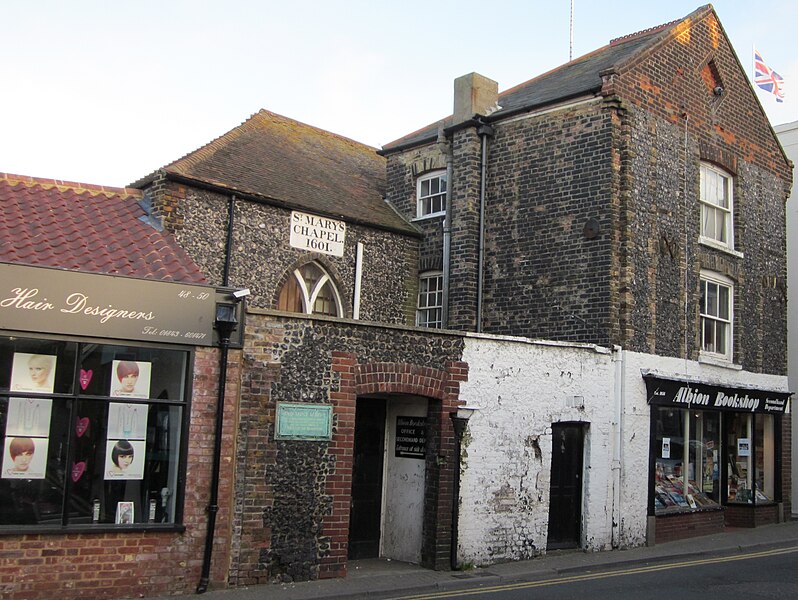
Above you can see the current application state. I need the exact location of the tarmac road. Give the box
[376,544,798,599]
[150,520,798,600]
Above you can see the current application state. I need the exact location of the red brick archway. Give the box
[320,353,468,578]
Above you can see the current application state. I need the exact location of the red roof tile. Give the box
[0,173,206,283]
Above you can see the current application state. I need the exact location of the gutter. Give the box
[144,171,423,239]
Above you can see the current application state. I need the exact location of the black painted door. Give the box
[547,423,584,549]
[348,398,386,559]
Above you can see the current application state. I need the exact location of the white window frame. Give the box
[416,271,443,328]
[700,271,733,362]
[416,171,447,219]
[281,262,343,317]
[699,163,734,250]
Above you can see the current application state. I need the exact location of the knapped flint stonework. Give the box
[151,182,419,324]
[231,313,466,584]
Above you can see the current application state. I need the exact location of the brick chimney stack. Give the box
[453,73,498,126]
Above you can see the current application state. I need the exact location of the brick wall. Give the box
[229,312,467,585]
[480,104,616,344]
[0,346,241,600]
[724,504,779,528]
[655,509,725,544]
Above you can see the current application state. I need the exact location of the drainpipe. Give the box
[222,195,236,286]
[198,194,238,594]
[475,122,493,333]
[442,137,453,328]
[197,298,241,593]
[611,345,625,549]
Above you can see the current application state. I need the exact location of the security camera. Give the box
[713,86,724,96]
[232,288,251,299]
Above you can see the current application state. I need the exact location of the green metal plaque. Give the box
[275,403,333,440]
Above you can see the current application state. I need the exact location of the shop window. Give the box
[416,171,447,218]
[0,335,189,530]
[653,407,720,514]
[700,162,733,249]
[416,271,443,328]
[726,413,775,504]
[700,272,733,361]
[277,262,342,317]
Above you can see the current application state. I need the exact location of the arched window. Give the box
[277,262,343,317]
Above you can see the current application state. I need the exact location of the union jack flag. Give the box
[754,48,785,103]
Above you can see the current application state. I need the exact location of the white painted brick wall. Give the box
[458,336,616,565]
[456,335,790,566]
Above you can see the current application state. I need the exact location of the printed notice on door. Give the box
[395,416,426,459]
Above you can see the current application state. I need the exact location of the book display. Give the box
[655,459,718,513]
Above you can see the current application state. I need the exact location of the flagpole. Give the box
[570,0,574,62]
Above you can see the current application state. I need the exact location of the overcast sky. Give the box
[3,1,796,187]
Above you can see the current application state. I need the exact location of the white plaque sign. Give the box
[289,211,346,257]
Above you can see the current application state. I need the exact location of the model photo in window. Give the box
[2,436,47,479]
[110,360,151,399]
[10,353,56,394]
[417,171,447,218]
[105,438,146,480]
[700,163,733,247]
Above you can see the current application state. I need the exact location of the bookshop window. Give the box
[0,335,189,529]
[654,407,720,514]
[726,413,775,504]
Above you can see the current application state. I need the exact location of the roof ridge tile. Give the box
[0,172,142,200]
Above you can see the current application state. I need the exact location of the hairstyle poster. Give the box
[10,353,56,394]
[6,397,53,438]
[2,436,48,479]
[104,438,146,480]
[116,501,134,525]
[109,360,151,399]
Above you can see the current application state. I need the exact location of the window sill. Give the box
[699,237,744,259]
[412,213,445,223]
[0,522,186,536]
[698,353,742,370]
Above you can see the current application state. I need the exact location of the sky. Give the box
[2,1,796,188]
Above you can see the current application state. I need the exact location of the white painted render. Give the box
[456,333,790,567]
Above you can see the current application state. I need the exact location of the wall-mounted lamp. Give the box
[450,406,478,437]
[214,303,238,344]
[449,405,479,570]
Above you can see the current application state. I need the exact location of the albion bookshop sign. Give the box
[0,263,222,346]
[644,374,791,415]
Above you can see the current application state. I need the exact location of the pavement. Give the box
[163,520,798,600]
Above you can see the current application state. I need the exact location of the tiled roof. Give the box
[0,173,206,283]
[382,6,707,152]
[133,110,418,236]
